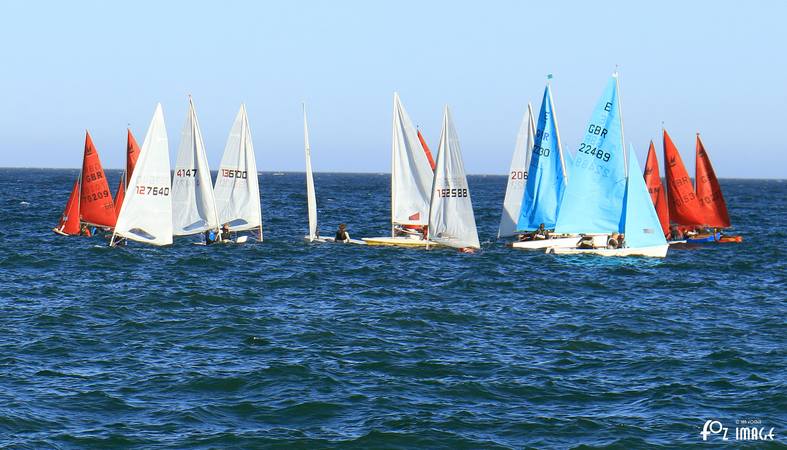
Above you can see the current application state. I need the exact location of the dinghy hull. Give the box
[546,244,668,258]
[362,236,436,247]
[305,236,366,245]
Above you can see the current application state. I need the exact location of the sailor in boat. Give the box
[669,225,685,241]
[335,223,351,243]
[394,224,427,240]
[518,223,548,242]
[607,232,621,249]
[220,223,231,242]
[204,228,219,245]
[577,235,595,249]
[80,223,93,237]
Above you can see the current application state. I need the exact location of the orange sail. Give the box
[417,129,436,170]
[54,180,81,235]
[114,129,141,219]
[80,131,116,227]
[662,129,703,226]
[695,134,730,228]
[643,141,669,235]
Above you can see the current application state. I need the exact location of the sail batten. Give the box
[428,107,480,249]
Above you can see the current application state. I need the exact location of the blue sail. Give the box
[623,145,668,248]
[554,75,627,234]
[516,84,567,230]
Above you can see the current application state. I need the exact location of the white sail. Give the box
[214,104,263,237]
[172,97,220,236]
[498,102,535,238]
[304,104,318,241]
[391,92,433,230]
[112,104,173,246]
[428,106,480,249]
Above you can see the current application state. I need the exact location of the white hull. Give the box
[362,236,437,247]
[304,235,366,245]
[509,236,581,250]
[546,244,668,258]
[668,240,687,245]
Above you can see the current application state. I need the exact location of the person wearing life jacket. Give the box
[533,223,547,240]
[79,223,92,237]
[335,223,350,243]
[607,232,620,249]
[220,223,231,241]
[669,225,684,241]
[204,228,218,245]
[577,235,594,249]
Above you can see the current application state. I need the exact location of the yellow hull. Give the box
[361,236,437,247]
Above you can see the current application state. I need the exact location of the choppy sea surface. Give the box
[0,168,784,449]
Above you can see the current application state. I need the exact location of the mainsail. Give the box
[214,104,262,237]
[624,145,668,248]
[80,132,116,227]
[391,93,434,230]
[662,129,704,226]
[695,134,730,228]
[172,98,220,236]
[554,74,627,235]
[112,104,173,246]
[643,140,670,235]
[518,82,569,231]
[303,103,318,241]
[55,179,81,235]
[428,106,480,249]
[498,103,534,238]
[114,129,141,219]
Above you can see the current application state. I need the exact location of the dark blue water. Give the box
[0,168,784,448]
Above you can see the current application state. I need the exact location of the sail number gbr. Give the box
[435,187,468,198]
[136,185,170,196]
[221,169,247,179]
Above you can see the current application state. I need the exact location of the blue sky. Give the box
[0,1,784,177]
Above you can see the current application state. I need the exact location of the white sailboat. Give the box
[213,104,263,242]
[498,102,534,239]
[172,97,221,240]
[110,104,172,246]
[362,93,436,247]
[301,104,364,244]
[428,106,480,250]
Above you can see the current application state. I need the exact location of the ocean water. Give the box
[0,168,784,449]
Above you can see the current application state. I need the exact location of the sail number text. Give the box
[578,143,611,162]
[510,170,528,180]
[81,189,110,203]
[435,187,468,198]
[136,186,170,196]
[221,169,247,179]
[176,169,198,177]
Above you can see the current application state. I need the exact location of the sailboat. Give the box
[643,140,670,236]
[498,102,534,239]
[172,97,221,241]
[662,129,705,231]
[53,179,82,236]
[111,104,173,246]
[548,145,668,257]
[80,131,116,228]
[363,93,436,247]
[510,78,578,250]
[113,129,141,220]
[301,104,364,244]
[551,74,627,249]
[213,104,263,242]
[427,106,480,251]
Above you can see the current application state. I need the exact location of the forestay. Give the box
[112,104,173,246]
[391,92,433,229]
[303,104,318,241]
[214,104,262,236]
[554,74,627,235]
[172,98,220,236]
[517,83,569,231]
[498,103,534,238]
[428,107,480,249]
[624,146,668,248]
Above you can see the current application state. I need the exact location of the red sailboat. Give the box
[662,129,704,227]
[53,180,82,236]
[80,132,116,227]
[113,129,141,219]
[643,140,669,236]
[694,134,730,228]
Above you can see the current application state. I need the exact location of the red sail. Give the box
[114,129,141,219]
[80,131,116,227]
[643,141,670,235]
[662,129,703,226]
[695,134,731,228]
[417,130,436,170]
[55,180,81,235]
